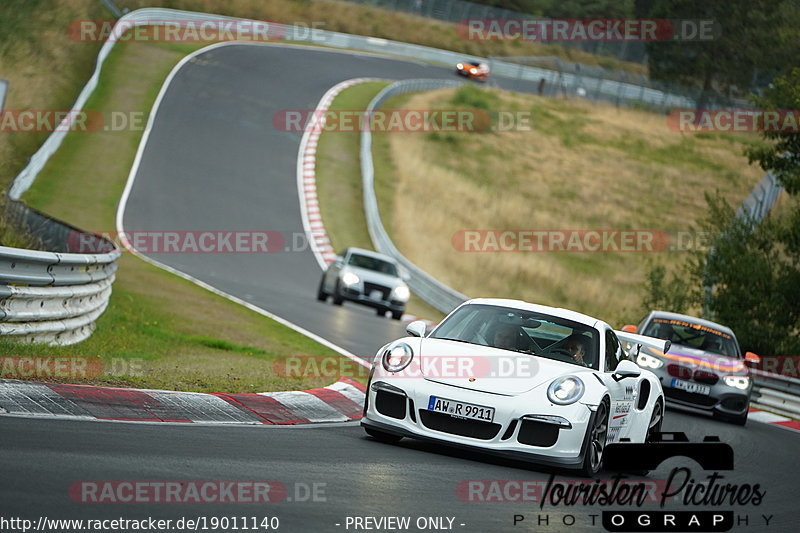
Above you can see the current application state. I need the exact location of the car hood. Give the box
[344,266,404,288]
[648,345,748,375]
[418,338,588,396]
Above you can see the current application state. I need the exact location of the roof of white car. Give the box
[464,298,601,328]
[345,247,398,263]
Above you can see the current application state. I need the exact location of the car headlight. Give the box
[457,63,463,69]
[382,343,413,373]
[470,68,477,74]
[547,376,585,405]
[341,271,360,286]
[723,375,750,390]
[393,285,410,301]
[637,353,664,369]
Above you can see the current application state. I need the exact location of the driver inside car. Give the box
[492,324,519,350]
[562,334,590,365]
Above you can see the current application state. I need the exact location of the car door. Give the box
[602,328,639,443]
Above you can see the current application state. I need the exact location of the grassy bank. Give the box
[6,36,357,392]
[376,86,766,325]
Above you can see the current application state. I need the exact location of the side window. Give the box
[605,329,621,371]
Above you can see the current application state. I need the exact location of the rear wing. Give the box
[615,330,671,355]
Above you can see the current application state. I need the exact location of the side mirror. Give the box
[621,324,637,334]
[613,359,641,381]
[745,352,761,365]
[406,320,427,338]
[332,256,343,266]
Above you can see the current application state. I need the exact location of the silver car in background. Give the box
[317,247,410,320]
[623,311,760,425]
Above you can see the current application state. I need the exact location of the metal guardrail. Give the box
[751,370,800,420]
[737,170,783,222]
[1,202,119,345]
[361,79,469,314]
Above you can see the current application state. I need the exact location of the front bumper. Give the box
[339,285,406,312]
[362,377,595,469]
[649,366,751,417]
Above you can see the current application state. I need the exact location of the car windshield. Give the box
[430,304,600,369]
[347,253,398,276]
[642,317,740,358]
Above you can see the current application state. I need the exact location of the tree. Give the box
[643,66,800,355]
[644,0,789,109]
[747,67,800,195]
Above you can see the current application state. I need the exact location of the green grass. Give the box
[2,36,363,392]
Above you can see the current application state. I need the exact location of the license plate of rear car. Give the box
[369,290,382,301]
[427,396,495,422]
[671,378,711,395]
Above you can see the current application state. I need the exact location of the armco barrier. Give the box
[361,79,470,314]
[1,201,119,346]
[751,369,800,420]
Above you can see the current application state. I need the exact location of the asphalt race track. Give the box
[3,45,798,532]
[120,44,532,360]
[1,412,798,531]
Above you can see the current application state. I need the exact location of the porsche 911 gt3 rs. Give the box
[361,299,669,476]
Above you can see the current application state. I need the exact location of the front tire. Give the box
[316,278,327,302]
[646,399,664,442]
[365,427,402,444]
[332,281,344,306]
[630,398,665,476]
[581,399,609,477]
[391,310,403,320]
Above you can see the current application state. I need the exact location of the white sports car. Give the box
[361,299,669,476]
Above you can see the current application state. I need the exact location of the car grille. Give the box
[693,369,719,385]
[364,282,390,300]
[375,390,407,419]
[517,420,559,447]
[667,364,719,385]
[418,410,501,440]
[667,364,693,380]
[664,388,718,407]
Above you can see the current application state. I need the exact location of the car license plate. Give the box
[671,378,711,395]
[427,396,494,422]
[369,289,383,301]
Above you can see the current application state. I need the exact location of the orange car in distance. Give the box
[456,60,490,81]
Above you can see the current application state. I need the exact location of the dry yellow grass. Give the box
[381,88,765,325]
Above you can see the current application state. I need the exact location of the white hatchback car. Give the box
[362,299,668,475]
